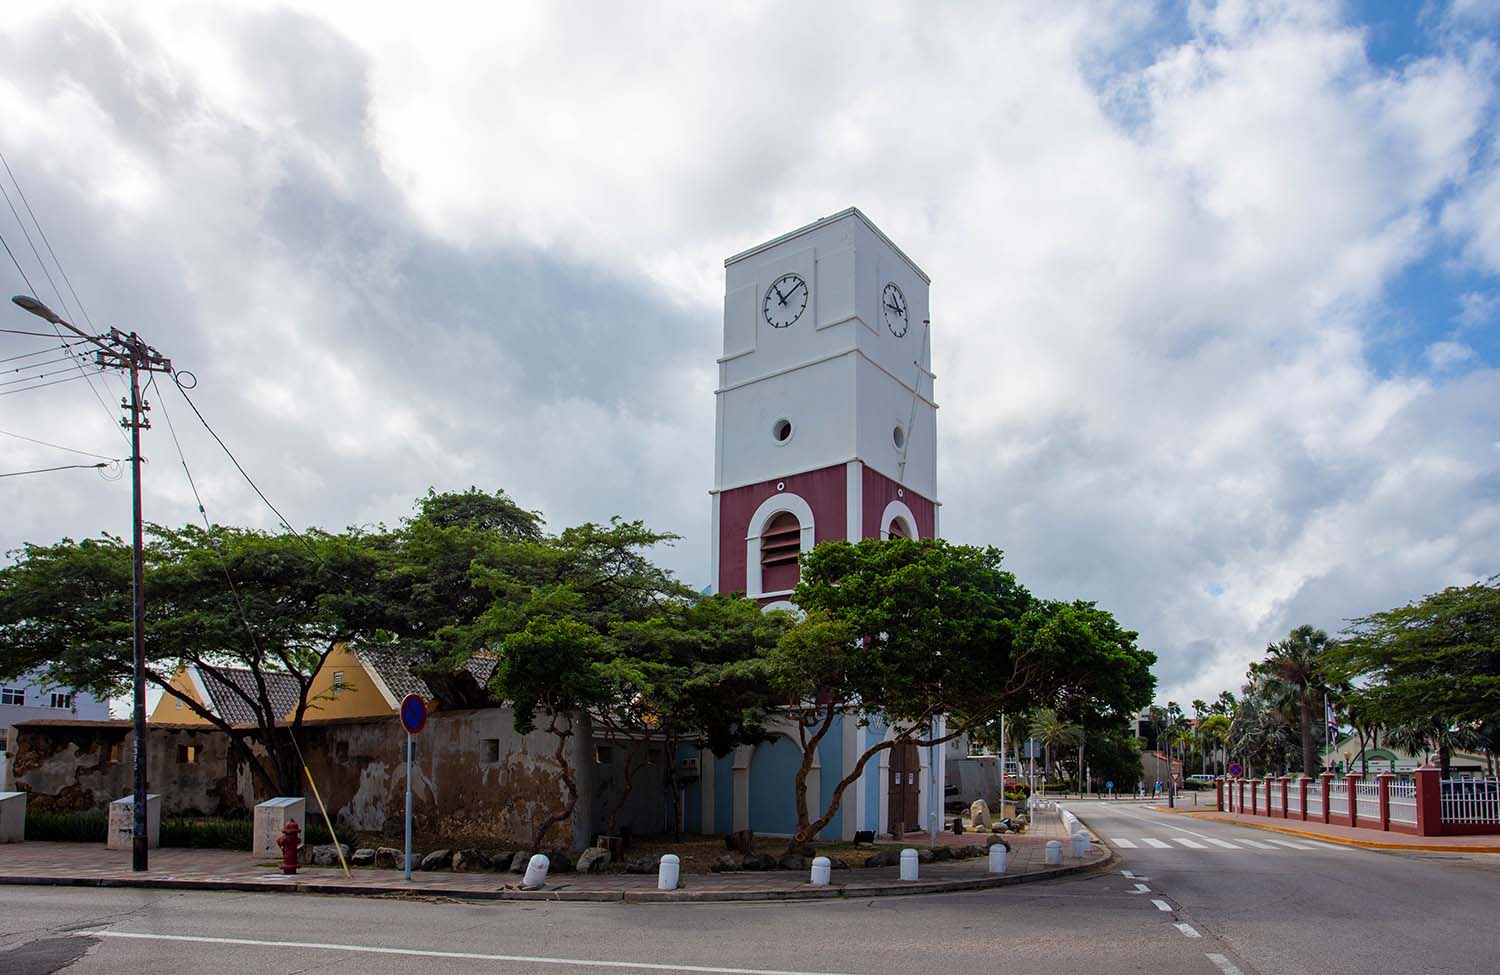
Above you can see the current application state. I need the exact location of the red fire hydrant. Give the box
[277,819,301,875]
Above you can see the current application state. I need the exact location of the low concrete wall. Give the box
[8,708,594,849]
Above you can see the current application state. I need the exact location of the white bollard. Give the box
[810,856,831,886]
[657,853,680,891]
[899,848,919,881]
[1045,840,1062,865]
[988,844,1007,873]
[522,853,550,887]
[1070,831,1089,858]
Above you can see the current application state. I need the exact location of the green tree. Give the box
[1258,625,1337,775]
[770,538,1156,851]
[1333,578,1500,776]
[1028,708,1083,782]
[1198,713,1231,775]
[0,524,381,796]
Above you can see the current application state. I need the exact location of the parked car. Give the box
[1186,774,1216,784]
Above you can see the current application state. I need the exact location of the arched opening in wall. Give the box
[760,511,802,593]
[887,517,910,540]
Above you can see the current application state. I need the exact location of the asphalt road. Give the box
[2,803,1497,975]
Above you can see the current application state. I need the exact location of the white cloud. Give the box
[1,0,1497,707]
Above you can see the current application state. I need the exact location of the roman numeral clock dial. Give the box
[763,273,808,328]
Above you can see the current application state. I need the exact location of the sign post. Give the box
[399,694,428,882]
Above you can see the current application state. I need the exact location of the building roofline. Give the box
[724,207,931,284]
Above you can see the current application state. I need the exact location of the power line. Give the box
[0,336,90,364]
[0,228,39,297]
[0,371,100,396]
[2,352,81,376]
[0,426,123,462]
[0,461,108,478]
[0,151,95,331]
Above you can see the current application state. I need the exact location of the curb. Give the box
[1154,808,1500,853]
[0,849,1116,904]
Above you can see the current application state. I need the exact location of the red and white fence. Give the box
[1216,768,1500,837]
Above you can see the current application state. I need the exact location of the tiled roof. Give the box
[352,642,497,705]
[196,666,303,725]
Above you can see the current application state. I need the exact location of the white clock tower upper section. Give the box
[714,208,938,500]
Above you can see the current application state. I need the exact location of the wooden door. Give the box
[888,742,921,835]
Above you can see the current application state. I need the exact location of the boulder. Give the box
[723,829,755,854]
[490,851,518,871]
[624,856,657,875]
[710,854,743,873]
[421,849,453,871]
[957,844,987,859]
[452,849,490,872]
[862,849,901,869]
[969,798,993,831]
[374,847,401,870]
[576,848,612,874]
[547,851,575,874]
[917,848,936,864]
[985,835,1011,851]
[777,855,807,872]
[509,852,533,873]
[351,848,376,867]
[311,843,350,867]
[827,857,851,870]
[741,852,778,872]
[931,846,956,861]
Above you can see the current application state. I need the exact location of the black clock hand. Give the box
[773,284,788,305]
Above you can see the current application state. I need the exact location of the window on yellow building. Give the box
[333,672,345,697]
[177,744,197,764]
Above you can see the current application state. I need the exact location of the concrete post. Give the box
[0,791,24,843]
[1376,773,1394,831]
[900,848,919,880]
[656,853,679,891]
[1279,776,1290,818]
[1414,766,1443,837]
[1345,772,1361,828]
[1044,840,1061,866]
[1298,777,1311,822]
[1320,772,1335,824]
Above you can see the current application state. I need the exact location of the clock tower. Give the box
[710,208,939,601]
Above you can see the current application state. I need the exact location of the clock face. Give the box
[763,273,808,329]
[882,283,909,337]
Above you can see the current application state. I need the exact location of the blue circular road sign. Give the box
[400,694,427,735]
[1105,780,1114,790]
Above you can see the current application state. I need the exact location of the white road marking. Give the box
[1206,954,1245,975]
[1204,839,1240,849]
[1112,838,1139,848]
[1264,838,1318,849]
[1142,838,1172,848]
[1151,899,1172,912]
[1132,883,1151,894]
[1233,838,1276,849]
[1120,869,1134,877]
[1175,923,1201,938]
[84,932,861,975]
[1173,838,1206,849]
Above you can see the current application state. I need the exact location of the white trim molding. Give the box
[878,499,921,540]
[745,492,816,598]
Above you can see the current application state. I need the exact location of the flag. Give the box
[1325,696,1338,737]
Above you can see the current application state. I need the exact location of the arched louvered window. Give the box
[887,518,909,540]
[760,512,802,568]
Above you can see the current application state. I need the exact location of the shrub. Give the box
[22,810,335,849]
[25,810,107,843]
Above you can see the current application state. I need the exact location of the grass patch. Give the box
[23,810,335,849]
[25,810,108,843]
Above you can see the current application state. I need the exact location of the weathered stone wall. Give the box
[8,708,594,849]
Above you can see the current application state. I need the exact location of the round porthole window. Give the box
[892,425,906,449]
[773,418,793,443]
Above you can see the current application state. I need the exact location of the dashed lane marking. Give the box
[1111,838,1139,848]
[1174,923,1201,939]
[1173,838,1207,849]
[1142,838,1172,849]
[1151,899,1172,912]
[1206,954,1245,975]
[1204,839,1239,849]
[1233,838,1276,849]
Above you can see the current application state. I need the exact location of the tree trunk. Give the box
[603,736,648,837]
[530,710,578,851]
[1299,692,1316,776]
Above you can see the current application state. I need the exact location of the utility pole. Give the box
[12,295,173,872]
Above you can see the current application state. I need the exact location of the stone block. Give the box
[420,848,453,871]
[351,848,376,867]
[374,846,401,869]
[576,847,612,874]
[107,794,160,851]
[509,851,532,873]
[0,791,24,843]
[452,849,490,872]
[253,798,306,860]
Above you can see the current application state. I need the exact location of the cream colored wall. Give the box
[148,665,212,725]
[296,644,394,721]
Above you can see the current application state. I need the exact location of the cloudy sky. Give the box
[1,0,1497,708]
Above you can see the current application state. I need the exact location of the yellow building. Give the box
[148,663,302,726]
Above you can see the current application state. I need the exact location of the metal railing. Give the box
[1327,781,1348,818]
[1354,780,1381,821]
[1287,785,1302,817]
[1441,779,1500,825]
[1388,779,1417,825]
[1305,784,1322,818]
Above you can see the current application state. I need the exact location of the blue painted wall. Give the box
[748,735,802,835]
[714,752,734,835]
[864,716,886,832]
[816,714,843,840]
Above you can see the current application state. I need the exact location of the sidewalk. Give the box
[0,814,1111,903]
[1158,807,1500,852]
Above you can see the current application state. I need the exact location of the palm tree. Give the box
[1029,709,1084,785]
[1259,625,1336,775]
[1230,670,1299,776]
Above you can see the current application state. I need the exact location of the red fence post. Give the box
[1239,778,1246,813]
[1414,766,1442,837]
[1377,773,1393,832]
[1280,776,1290,818]
[1345,772,1362,827]
[1216,777,1224,812]
[1298,776,1310,821]
[1263,775,1274,817]
[1320,772,1334,824]
[1251,777,1259,815]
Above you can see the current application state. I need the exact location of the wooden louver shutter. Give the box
[760,512,802,567]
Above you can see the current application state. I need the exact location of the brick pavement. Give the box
[0,810,1109,902]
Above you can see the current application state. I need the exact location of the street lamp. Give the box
[11,294,173,872]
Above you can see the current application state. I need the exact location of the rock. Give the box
[452,849,490,872]
[624,856,657,874]
[311,843,350,867]
[547,851,575,873]
[931,846,956,861]
[741,852,778,871]
[828,857,850,870]
[862,849,901,868]
[490,851,517,871]
[576,848,612,874]
[958,844,987,859]
[710,854,743,873]
[374,847,401,870]
[777,855,807,871]
[985,835,1011,850]
[723,829,755,854]
[917,849,936,864]
[420,849,453,871]
[510,852,533,873]
[351,848,376,867]
[970,798,993,831]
